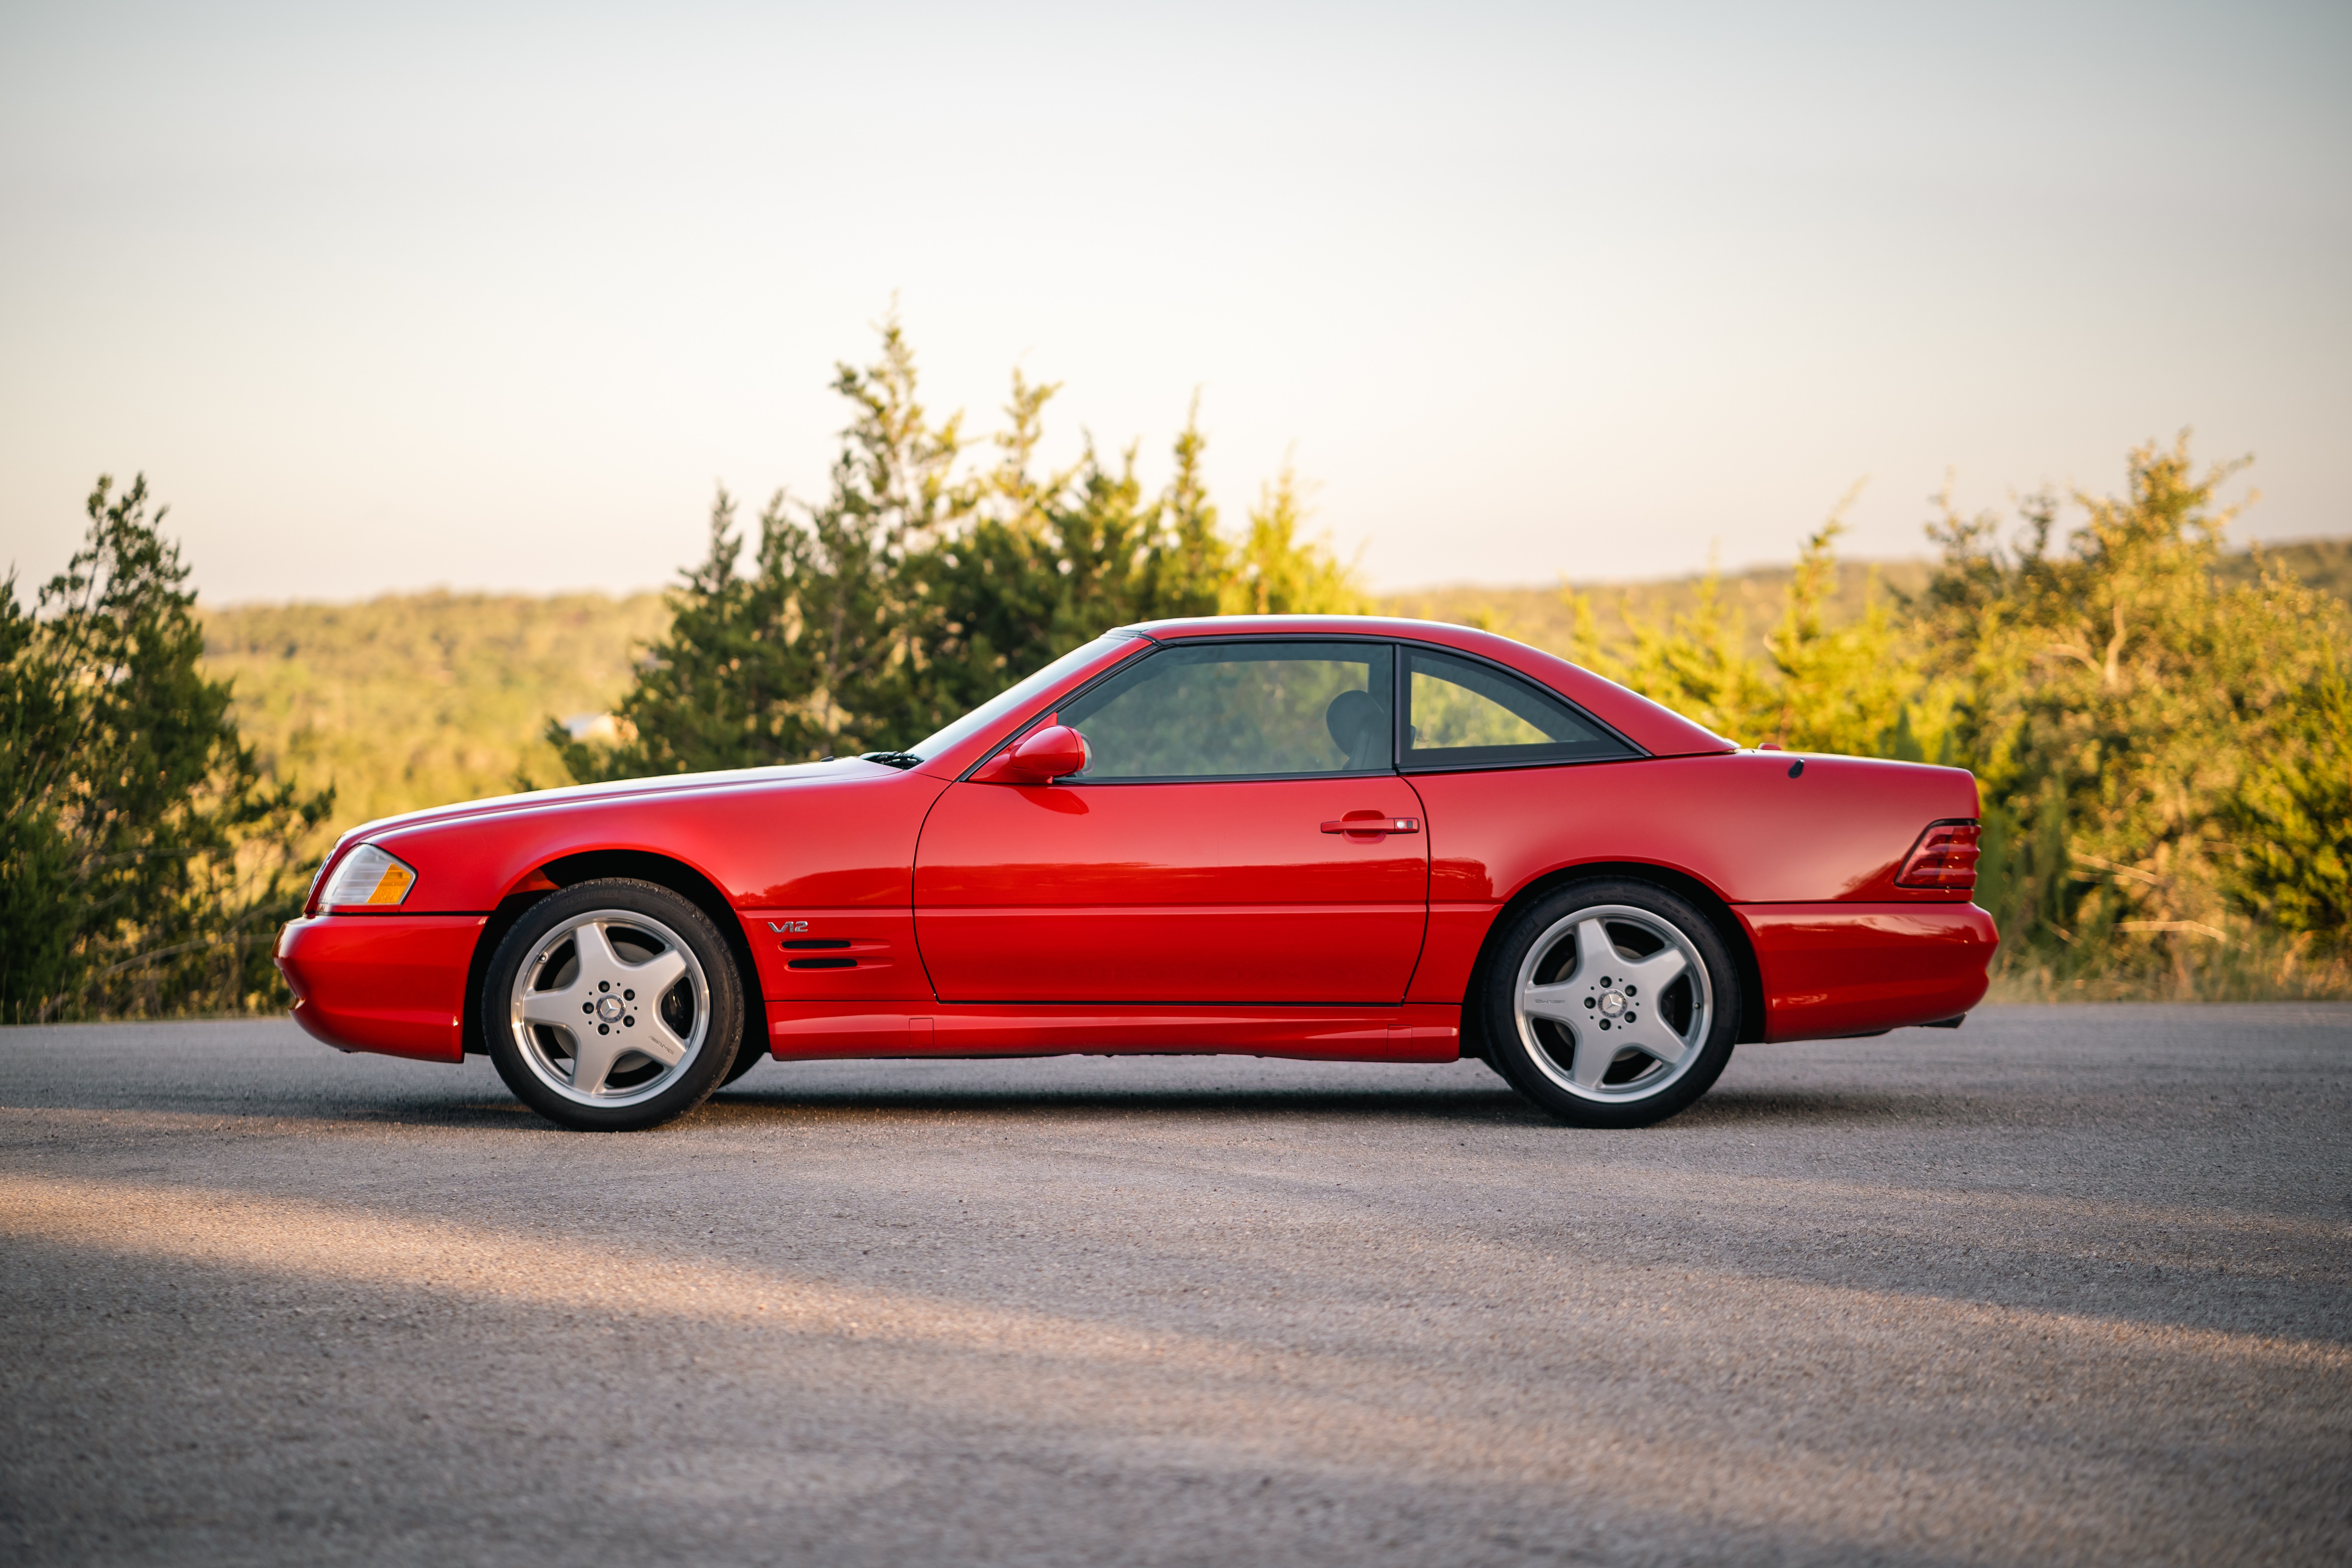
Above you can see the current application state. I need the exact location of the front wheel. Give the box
[1481,879,1740,1128]
[484,878,745,1131]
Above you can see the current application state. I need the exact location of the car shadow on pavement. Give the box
[270,1083,2023,1134]
[701,1073,2000,1134]
[700,1082,1550,1127]
[0,1080,2048,1136]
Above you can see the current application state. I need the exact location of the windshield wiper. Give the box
[859,751,924,770]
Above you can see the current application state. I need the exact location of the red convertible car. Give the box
[276,617,1995,1131]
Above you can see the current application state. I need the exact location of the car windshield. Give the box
[901,632,1145,760]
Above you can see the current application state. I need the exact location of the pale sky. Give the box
[3,0,2345,604]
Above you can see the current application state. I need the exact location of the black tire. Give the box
[1459,1032,1514,1084]
[720,1031,767,1087]
[1481,878,1739,1129]
[483,878,745,1131]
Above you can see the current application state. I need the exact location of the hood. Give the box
[329,756,899,848]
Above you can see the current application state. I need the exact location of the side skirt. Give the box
[765,1001,1460,1063]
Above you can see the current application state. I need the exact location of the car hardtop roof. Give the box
[1115,615,1735,758]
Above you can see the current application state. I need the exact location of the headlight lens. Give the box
[323,844,417,907]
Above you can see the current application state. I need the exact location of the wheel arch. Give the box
[460,849,763,1065]
[1455,860,1766,1059]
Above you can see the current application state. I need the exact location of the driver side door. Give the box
[912,639,1428,1005]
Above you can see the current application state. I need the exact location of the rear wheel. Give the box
[484,878,744,1131]
[1481,879,1739,1128]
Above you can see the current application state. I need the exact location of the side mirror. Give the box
[971,723,1091,786]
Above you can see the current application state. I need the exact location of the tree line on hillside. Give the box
[4,326,2346,1020]
[1561,442,2350,996]
[559,325,2349,999]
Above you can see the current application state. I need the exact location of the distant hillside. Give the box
[202,592,668,853]
[1386,537,2351,669]
[1385,559,1936,669]
[201,537,2348,851]
[2220,535,2352,601]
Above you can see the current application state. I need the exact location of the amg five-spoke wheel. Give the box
[512,911,705,1102]
[1485,879,1740,1127]
[485,878,745,1131]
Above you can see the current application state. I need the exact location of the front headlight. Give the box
[323,844,417,907]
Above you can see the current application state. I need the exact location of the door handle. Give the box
[1321,817,1420,835]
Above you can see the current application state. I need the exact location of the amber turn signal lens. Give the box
[1895,820,1981,892]
[323,844,418,907]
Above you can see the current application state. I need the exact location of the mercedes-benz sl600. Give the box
[276,618,1995,1130]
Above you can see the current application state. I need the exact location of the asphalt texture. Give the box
[1,1007,2348,1568]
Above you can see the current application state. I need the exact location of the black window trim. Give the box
[1393,641,1648,775]
[953,632,1648,785]
[1030,634,1402,786]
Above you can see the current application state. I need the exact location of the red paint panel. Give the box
[735,909,930,1002]
[1409,753,1983,907]
[915,905,1427,1004]
[913,777,1429,1004]
[1407,904,1502,1006]
[368,763,945,912]
[1386,1021,1459,1062]
[274,914,481,1062]
[1740,903,1998,1041]
[768,1000,1460,1060]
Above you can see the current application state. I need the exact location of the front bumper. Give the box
[1736,902,1998,1042]
[276,913,484,1063]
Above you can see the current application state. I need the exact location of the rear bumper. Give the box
[275,914,482,1063]
[1735,902,1997,1042]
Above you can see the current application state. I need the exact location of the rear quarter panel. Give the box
[1414,752,1979,906]
[1407,752,1986,1016]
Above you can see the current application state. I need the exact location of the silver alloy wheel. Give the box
[1512,903,1714,1102]
[507,908,711,1109]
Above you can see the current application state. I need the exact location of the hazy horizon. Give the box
[5,1,2346,603]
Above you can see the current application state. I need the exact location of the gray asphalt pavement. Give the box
[2,1006,2348,1567]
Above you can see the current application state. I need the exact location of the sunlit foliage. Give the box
[1,479,332,1021]
[22,340,2345,1015]
[551,318,1365,780]
[1575,437,2352,996]
[561,321,2347,995]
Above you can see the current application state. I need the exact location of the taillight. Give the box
[1896,820,1981,892]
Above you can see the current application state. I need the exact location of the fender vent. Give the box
[787,956,857,971]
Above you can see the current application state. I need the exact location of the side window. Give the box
[1058,641,1396,781]
[1403,647,1635,769]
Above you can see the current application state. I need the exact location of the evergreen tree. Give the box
[0,476,331,1021]
[546,489,823,781]
[1579,553,1777,743]
[1223,465,1369,615]
[1919,434,2352,985]
[906,369,1079,733]
[1132,398,1233,621]
[797,316,978,751]
[554,324,1366,779]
